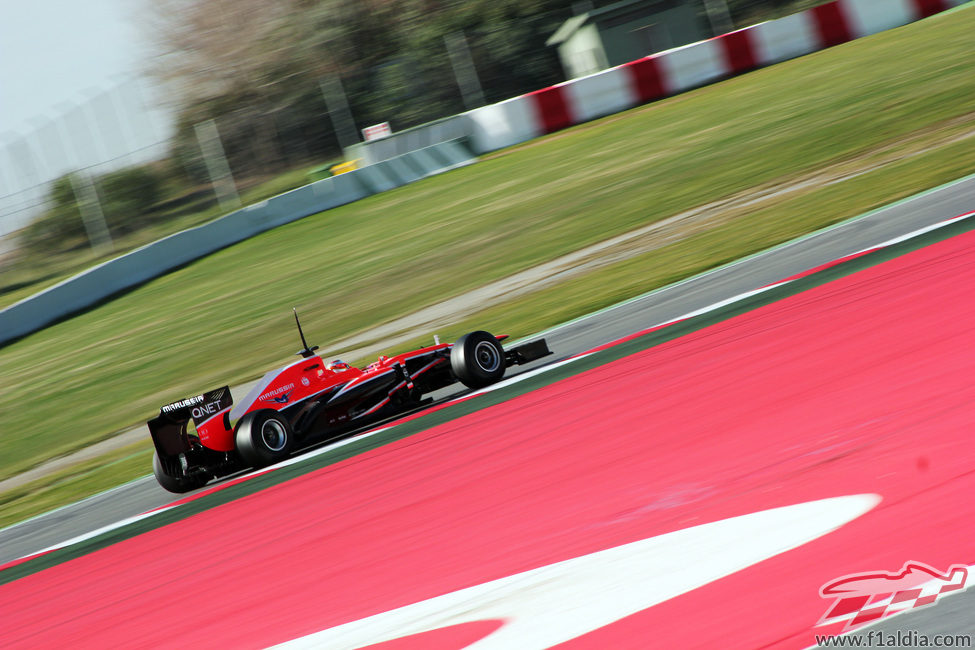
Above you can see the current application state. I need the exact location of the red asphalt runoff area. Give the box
[3,229,974,649]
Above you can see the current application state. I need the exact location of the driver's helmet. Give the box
[327,359,351,372]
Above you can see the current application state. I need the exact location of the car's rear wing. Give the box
[148,386,233,457]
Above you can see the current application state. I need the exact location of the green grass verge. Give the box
[0,7,973,496]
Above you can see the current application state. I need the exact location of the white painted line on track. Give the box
[0,475,155,536]
[30,508,179,557]
[853,210,975,254]
[466,354,595,398]
[662,283,784,323]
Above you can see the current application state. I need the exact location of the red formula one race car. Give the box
[148,313,551,493]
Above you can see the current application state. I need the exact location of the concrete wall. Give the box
[0,141,476,346]
[345,115,473,166]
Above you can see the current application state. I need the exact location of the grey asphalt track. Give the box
[838,589,975,648]
[2,174,972,639]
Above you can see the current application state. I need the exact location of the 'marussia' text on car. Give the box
[147,312,551,493]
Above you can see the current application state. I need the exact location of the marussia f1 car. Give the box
[148,312,551,493]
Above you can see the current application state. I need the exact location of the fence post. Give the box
[704,0,734,34]
[445,31,486,110]
[320,76,359,152]
[69,172,114,252]
[51,109,115,252]
[194,118,241,212]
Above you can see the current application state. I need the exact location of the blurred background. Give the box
[0,0,823,296]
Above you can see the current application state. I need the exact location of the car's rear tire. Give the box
[152,451,208,494]
[235,410,294,468]
[450,330,506,389]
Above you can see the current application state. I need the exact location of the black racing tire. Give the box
[152,451,209,494]
[235,409,295,468]
[450,330,506,389]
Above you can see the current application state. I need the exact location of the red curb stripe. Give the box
[941,210,975,224]
[528,86,574,134]
[623,56,668,103]
[766,249,877,286]
[910,0,947,18]
[811,1,854,47]
[718,29,759,75]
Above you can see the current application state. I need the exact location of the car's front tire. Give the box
[235,410,294,468]
[450,330,506,389]
[152,451,209,494]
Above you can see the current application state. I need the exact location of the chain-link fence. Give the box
[0,78,171,240]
